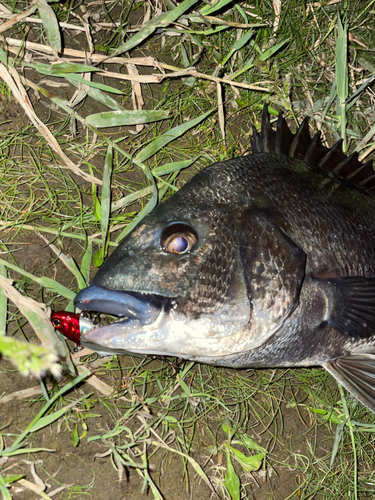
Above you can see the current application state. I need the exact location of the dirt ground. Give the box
[2,356,326,500]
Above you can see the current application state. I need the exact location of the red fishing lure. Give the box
[51,312,94,347]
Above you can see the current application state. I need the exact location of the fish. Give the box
[71,105,375,413]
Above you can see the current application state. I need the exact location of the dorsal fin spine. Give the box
[303,132,321,163]
[250,105,374,190]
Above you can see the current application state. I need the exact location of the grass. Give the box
[1,0,375,498]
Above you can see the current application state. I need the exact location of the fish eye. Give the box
[52,318,61,327]
[162,223,197,255]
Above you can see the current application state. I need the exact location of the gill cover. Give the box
[237,212,306,348]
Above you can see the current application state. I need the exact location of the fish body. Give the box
[73,107,375,413]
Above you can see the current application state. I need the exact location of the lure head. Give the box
[51,311,81,346]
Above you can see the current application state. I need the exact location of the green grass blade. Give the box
[63,74,125,94]
[336,14,348,102]
[227,445,264,472]
[76,84,126,111]
[0,259,75,299]
[136,109,213,163]
[86,110,170,128]
[111,185,156,211]
[336,13,348,150]
[28,394,91,433]
[148,438,215,494]
[49,63,102,74]
[355,121,375,153]
[330,417,345,467]
[201,0,234,16]
[59,254,86,290]
[338,384,358,500]
[45,242,86,289]
[186,25,228,36]
[0,47,8,65]
[0,223,114,247]
[222,29,254,65]
[259,39,290,61]
[37,0,61,55]
[153,158,199,176]
[140,450,163,499]
[112,0,200,57]
[3,448,55,456]
[224,448,240,500]
[4,369,90,454]
[101,144,113,261]
[110,445,163,499]
[322,76,337,123]
[115,202,156,243]
[0,261,7,336]
[80,241,92,284]
[112,22,158,57]
[347,73,375,111]
[229,58,254,81]
[0,481,11,500]
[27,64,125,94]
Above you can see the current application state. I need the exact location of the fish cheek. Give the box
[174,211,238,317]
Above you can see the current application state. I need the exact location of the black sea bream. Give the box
[74,106,375,413]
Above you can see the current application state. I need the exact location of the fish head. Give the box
[75,192,306,362]
[87,202,231,299]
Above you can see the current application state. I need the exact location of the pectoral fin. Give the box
[313,276,375,338]
[324,355,375,414]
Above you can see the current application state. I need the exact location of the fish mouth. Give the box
[73,285,253,360]
[75,285,165,325]
[74,285,169,354]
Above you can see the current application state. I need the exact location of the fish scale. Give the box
[55,105,375,414]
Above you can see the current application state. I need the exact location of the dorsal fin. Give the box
[251,105,375,191]
[275,112,294,154]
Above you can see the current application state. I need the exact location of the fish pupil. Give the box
[172,236,188,253]
[162,222,198,254]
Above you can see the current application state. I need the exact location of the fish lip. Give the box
[74,285,167,326]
